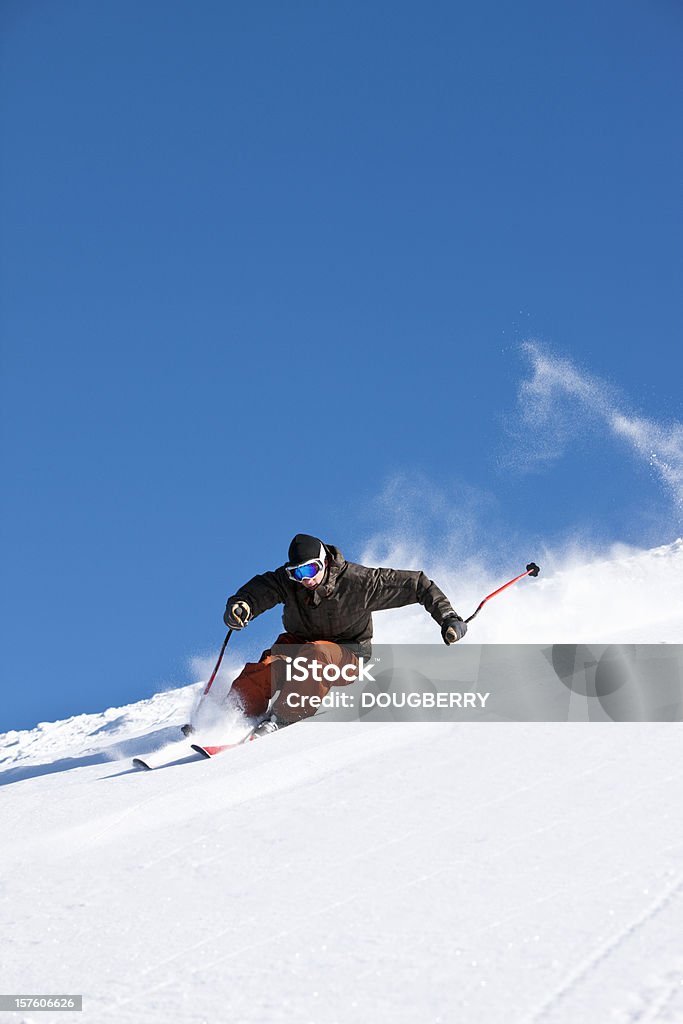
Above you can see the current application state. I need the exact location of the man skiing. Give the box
[223,534,467,738]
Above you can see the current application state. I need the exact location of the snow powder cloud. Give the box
[362,533,683,645]
[512,341,683,515]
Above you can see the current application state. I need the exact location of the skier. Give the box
[223,534,467,738]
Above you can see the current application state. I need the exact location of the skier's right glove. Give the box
[225,600,251,630]
[441,615,467,645]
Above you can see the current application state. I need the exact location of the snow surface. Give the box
[2,542,683,1023]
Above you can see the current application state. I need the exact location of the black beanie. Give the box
[287,534,325,566]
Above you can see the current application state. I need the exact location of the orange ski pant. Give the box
[228,632,359,723]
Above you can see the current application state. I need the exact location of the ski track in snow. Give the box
[525,872,683,1024]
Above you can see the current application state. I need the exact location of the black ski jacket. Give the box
[225,544,458,655]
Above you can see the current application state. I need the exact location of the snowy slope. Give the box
[2,541,683,1024]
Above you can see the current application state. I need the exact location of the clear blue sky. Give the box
[1,0,681,730]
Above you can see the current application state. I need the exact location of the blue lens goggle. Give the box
[286,558,325,582]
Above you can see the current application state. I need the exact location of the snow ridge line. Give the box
[524,872,683,1024]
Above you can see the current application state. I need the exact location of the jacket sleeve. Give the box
[224,570,287,624]
[363,567,458,626]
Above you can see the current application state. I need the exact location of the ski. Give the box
[133,726,259,769]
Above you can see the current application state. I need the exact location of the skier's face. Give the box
[301,561,326,589]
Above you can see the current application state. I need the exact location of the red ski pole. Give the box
[181,630,233,736]
[465,563,540,624]
[202,629,233,695]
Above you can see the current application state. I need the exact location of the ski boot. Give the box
[251,713,285,739]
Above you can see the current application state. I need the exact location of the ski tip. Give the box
[190,741,243,757]
[190,744,213,758]
[132,757,152,771]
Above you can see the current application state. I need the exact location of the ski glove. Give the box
[225,600,251,630]
[441,616,467,645]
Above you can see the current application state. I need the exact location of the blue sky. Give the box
[1,0,681,730]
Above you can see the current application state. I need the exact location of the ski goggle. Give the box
[286,558,325,582]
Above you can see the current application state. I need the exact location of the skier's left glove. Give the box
[442,615,467,645]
